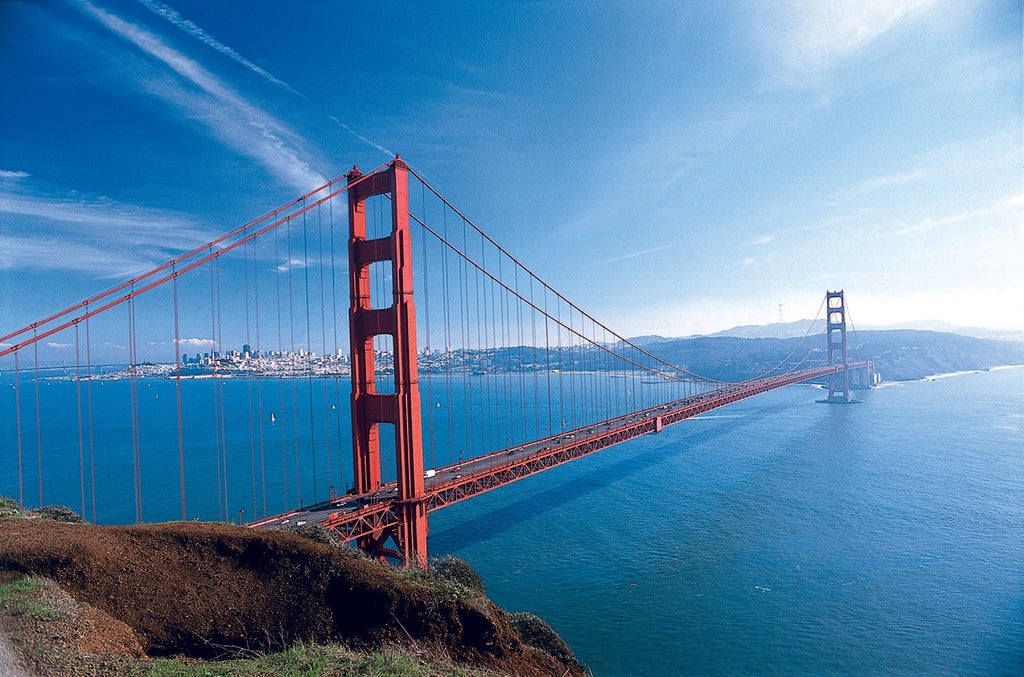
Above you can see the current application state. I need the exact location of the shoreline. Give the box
[921,363,1024,382]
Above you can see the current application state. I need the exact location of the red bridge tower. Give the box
[346,157,427,566]
[823,289,853,403]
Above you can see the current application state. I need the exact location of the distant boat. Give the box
[270,413,276,423]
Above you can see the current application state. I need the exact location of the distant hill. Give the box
[632,329,1024,382]
[703,320,1024,343]
[434,329,1021,383]
[628,334,675,346]
[703,320,826,339]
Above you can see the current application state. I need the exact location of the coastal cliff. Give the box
[0,503,583,676]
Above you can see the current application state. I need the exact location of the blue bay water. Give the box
[430,368,1023,675]
[1,367,1022,674]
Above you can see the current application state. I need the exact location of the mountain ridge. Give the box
[628,329,1023,382]
[671,320,1024,342]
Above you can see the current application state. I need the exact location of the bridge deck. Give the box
[250,363,860,541]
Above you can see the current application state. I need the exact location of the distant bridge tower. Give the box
[346,157,427,566]
[823,290,852,403]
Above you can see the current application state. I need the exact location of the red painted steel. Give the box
[346,157,428,566]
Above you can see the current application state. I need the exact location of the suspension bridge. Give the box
[0,157,872,566]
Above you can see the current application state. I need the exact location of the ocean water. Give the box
[1,367,1022,674]
[430,367,1024,675]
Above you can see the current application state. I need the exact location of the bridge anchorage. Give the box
[247,156,873,567]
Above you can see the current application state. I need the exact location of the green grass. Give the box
[1,496,89,523]
[0,576,61,620]
[0,496,25,519]
[139,643,492,677]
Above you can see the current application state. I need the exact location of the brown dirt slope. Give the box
[0,518,581,676]
[0,576,145,676]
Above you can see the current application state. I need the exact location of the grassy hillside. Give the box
[0,499,583,677]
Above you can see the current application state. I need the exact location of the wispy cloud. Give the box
[0,233,160,276]
[859,169,930,192]
[560,107,751,240]
[134,0,303,96]
[0,170,30,179]
[0,190,216,275]
[890,192,1023,237]
[328,116,394,158]
[0,191,211,243]
[751,0,939,82]
[601,244,675,265]
[825,168,931,206]
[827,132,1017,210]
[770,208,874,242]
[77,1,326,194]
[621,108,751,192]
[134,0,395,160]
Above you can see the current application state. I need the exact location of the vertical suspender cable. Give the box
[516,267,527,445]
[419,181,436,471]
[317,204,332,496]
[544,288,553,436]
[244,237,257,520]
[556,294,565,430]
[302,203,318,501]
[498,252,511,449]
[210,251,224,521]
[127,295,142,523]
[75,323,85,518]
[329,197,345,492]
[85,312,96,523]
[275,220,289,509]
[252,237,267,517]
[287,215,302,507]
[32,331,42,507]
[14,350,23,507]
[477,236,491,455]
[530,276,540,441]
[216,256,229,520]
[441,208,456,467]
[173,272,186,520]
[458,219,472,462]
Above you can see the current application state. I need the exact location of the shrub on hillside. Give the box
[289,522,345,547]
[30,505,85,524]
[0,496,22,518]
[508,611,577,666]
[431,555,486,596]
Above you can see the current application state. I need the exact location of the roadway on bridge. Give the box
[248,369,850,535]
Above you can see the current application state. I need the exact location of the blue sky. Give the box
[1,0,1021,340]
